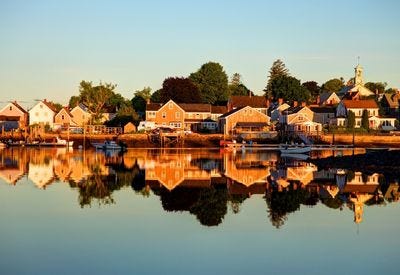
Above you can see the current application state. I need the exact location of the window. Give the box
[162,112,166,118]
[298,115,303,121]
[176,112,180,119]
[9,106,12,111]
[35,112,39,117]
[61,115,65,120]
[169,103,173,109]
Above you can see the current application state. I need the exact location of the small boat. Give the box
[25,137,73,148]
[92,140,125,151]
[279,144,311,154]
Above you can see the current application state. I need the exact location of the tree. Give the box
[268,75,311,103]
[264,59,290,98]
[302,81,320,99]
[229,83,252,96]
[322,78,344,93]
[189,62,229,104]
[347,110,355,129]
[134,87,152,101]
[160,77,201,103]
[230,73,242,86]
[361,109,369,130]
[69,96,80,108]
[385,88,398,94]
[365,82,387,94]
[150,89,162,103]
[131,95,147,117]
[78,80,116,122]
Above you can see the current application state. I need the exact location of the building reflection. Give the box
[0,147,399,227]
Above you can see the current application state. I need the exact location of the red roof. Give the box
[342,99,378,109]
[229,96,268,108]
[11,101,28,114]
[211,105,227,114]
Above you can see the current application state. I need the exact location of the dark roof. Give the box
[41,100,58,112]
[319,92,337,103]
[236,122,269,127]
[178,103,211,112]
[146,103,162,111]
[309,106,335,113]
[383,93,400,108]
[58,107,73,117]
[219,106,245,118]
[229,96,268,108]
[284,106,304,114]
[11,101,28,114]
[211,105,227,114]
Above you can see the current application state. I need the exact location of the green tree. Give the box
[264,59,290,98]
[134,87,152,101]
[322,78,344,93]
[230,73,242,86]
[302,81,320,99]
[69,96,80,108]
[347,110,355,129]
[229,83,252,96]
[268,75,310,103]
[365,82,387,94]
[189,62,229,104]
[150,89,162,103]
[361,109,369,130]
[160,77,201,103]
[78,80,116,122]
[385,87,398,94]
[131,95,147,117]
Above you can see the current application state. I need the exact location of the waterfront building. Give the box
[227,95,269,115]
[0,101,29,130]
[28,99,57,128]
[70,104,91,126]
[54,107,78,129]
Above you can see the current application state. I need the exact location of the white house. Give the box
[28,100,57,128]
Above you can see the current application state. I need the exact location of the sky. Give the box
[0,0,399,107]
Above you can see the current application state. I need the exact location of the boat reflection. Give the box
[0,147,398,227]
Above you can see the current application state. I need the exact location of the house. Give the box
[0,101,28,130]
[269,98,290,122]
[219,106,270,138]
[70,104,91,126]
[339,64,374,97]
[380,92,400,119]
[280,104,322,134]
[309,106,336,126]
[145,100,185,129]
[179,103,212,131]
[335,99,396,130]
[28,99,57,128]
[211,105,227,121]
[227,95,269,115]
[317,92,341,106]
[123,122,136,133]
[54,107,78,129]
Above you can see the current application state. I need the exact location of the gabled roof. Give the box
[146,103,163,111]
[211,105,227,114]
[56,107,73,117]
[284,106,305,114]
[178,103,211,112]
[10,101,28,114]
[41,100,58,112]
[383,93,400,108]
[229,96,268,108]
[319,92,338,103]
[342,99,378,109]
[219,106,245,118]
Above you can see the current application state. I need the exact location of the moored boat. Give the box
[279,144,311,154]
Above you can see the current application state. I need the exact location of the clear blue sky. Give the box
[0,0,399,106]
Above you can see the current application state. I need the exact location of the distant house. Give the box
[280,105,322,134]
[219,106,271,138]
[269,99,290,122]
[0,101,28,130]
[317,92,341,106]
[28,99,57,128]
[380,92,400,119]
[146,100,185,129]
[180,103,212,131]
[54,107,78,129]
[335,99,396,130]
[70,104,91,126]
[211,105,227,122]
[123,122,136,133]
[227,95,269,115]
[309,106,336,126]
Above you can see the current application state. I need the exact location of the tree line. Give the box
[63,60,397,126]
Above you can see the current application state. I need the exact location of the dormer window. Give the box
[9,106,12,111]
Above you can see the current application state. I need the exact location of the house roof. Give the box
[178,103,211,112]
[57,107,73,117]
[146,103,162,111]
[229,96,268,108]
[219,106,245,118]
[319,92,337,103]
[383,93,400,108]
[41,100,58,112]
[11,101,28,114]
[211,105,227,114]
[309,106,335,113]
[284,106,305,114]
[342,99,378,109]
[236,122,269,127]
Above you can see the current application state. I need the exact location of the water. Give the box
[0,147,399,275]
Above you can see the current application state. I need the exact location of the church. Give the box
[340,64,375,97]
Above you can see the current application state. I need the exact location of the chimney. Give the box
[278,98,283,105]
[146,98,151,104]
[293,101,298,107]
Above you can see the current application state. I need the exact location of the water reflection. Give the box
[0,147,399,227]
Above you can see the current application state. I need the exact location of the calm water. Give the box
[0,147,399,275]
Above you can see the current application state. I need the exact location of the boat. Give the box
[279,144,311,154]
[92,140,125,151]
[25,137,73,147]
